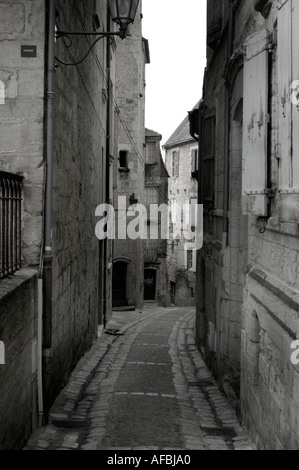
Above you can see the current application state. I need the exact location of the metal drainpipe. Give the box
[223,0,235,249]
[45,0,55,256]
[41,0,56,422]
[103,9,111,329]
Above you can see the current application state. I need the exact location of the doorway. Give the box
[144,269,156,301]
[112,261,128,307]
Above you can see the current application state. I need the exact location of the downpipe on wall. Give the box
[37,0,56,425]
[223,0,235,249]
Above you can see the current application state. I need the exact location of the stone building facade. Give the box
[197,0,299,449]
[144,129,169,307]
[112,14,150,310]
[0,0,144,450]
[164,111,198,307]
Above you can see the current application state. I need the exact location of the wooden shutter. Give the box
[277,0,292,189]
[277,0,299,191]
[207,0,222,49]
[242,29,270,216]
[202,112,215,209]
[191,149,196,173]
[176,151,180,177]
[172,151,179,177]
[293,0,299,188]
[177,244,187,269]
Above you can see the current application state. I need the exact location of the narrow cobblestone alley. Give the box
[25,305,254,451]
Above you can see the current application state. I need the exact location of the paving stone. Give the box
[24,306,254,451]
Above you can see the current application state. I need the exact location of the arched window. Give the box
[0,80,5,104]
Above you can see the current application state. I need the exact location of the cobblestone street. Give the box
[25,305,254,451]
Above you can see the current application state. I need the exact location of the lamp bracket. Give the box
[55,30,124,66]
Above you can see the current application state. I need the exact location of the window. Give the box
[0,80,5,105]
[0,171,24,279]
[119,150,129,170]
[191,148,198,175]
[202,112,215,209]
[172,151,179,177]
[277,0,299,191]
[207,0,222,49]
[242,29,270,216]
[177,244,187,269]
[145,142,156,164]
[189,198,197,230]
[187,250,193,270]
[170,198,177,224]
[146,187,159,222]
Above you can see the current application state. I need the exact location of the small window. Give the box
[191,149,198,174]
[187,250,193,270]
[202,113,215,209]
[119,150,130,173]
[0,80,5,105]
[119,150,127,168]
[145,142,156,164]
[172,151,179,177]
[189,198,197,230]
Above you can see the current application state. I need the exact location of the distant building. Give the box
[112,35,150,310]
[164,107,199,307]
[144,129,169,307]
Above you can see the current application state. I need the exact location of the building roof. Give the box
[145,128,162,139]
[163,101,200,149]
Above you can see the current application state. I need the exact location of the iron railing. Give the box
[0,171,24,279]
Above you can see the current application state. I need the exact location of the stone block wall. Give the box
[165,137,198,308]
[0,0,45,266]
[113,4,147,310]
[199,0,299,448]
[49,0,110,397]
[0,270,38,450]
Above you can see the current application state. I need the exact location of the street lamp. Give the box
[109,0,140,38]
[55,0,140,66]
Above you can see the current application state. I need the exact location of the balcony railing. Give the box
[0,171,24,279]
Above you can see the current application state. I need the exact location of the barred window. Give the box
[0,171,24,279]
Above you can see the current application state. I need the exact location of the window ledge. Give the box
[118,167,130,173]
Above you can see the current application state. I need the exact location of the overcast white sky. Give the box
[141,0,207,147]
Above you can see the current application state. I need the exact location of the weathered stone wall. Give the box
[50,0,111,397]
[0,270,38,450]
[200,0,299,449]
[165,137,198,308]
[0,0,45,266]
[144,131,169,307]
[0,0,45,450]
[113,4,147,310]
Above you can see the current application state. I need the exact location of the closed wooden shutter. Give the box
[277,0,299,191]
[242,29,270,216]
[172,151,179,177]
[191,149,196,173]
[293,0,299,188]
[207,0,222,49]
[202,112,215,209]
[277,0,293,189]
[177,244,187,269]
